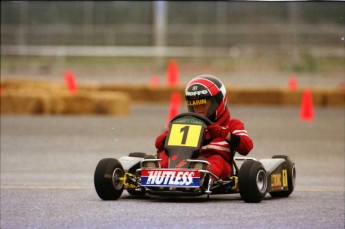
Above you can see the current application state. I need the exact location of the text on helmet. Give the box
[185,90,208,96]
[186,99,207,106]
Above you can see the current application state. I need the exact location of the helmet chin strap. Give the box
[205,98,219,122]
[206,110,216,122]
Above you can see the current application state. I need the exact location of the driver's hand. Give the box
[207,124,230,139]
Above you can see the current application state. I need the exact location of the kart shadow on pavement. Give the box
[121,192,296,203]
[121,193,244,203]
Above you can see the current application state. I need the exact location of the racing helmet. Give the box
[185,75,227,122]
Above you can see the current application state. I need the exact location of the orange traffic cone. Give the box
[166,91,182,127]
[288,75,298,91]
[166,60,179,87]
[150,75,160,88]
[64,70,78,95]
[300,88,314,121]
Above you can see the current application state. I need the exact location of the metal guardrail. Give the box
[1,45,227,58]
[2,45,344,58]
[1,23,343,47]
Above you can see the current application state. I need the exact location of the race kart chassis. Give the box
[118,155,294,198]
[94,113,296,203]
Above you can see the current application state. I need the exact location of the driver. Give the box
[155,74,253,179]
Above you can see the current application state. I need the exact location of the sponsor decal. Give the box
[271,170,289,191]
[141,169,201,187]
[282,169,288,187]
[186,99,207,106]
[175,160,187,168]
[271,173,282,187]
[186,90,208,96]
[173,117,203,125]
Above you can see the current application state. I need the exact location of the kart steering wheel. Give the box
[170,112,213,126]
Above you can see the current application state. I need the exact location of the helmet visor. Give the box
[186,97,219,119]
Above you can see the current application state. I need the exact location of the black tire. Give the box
[270,155,296,198]
[239,159,268,203]
[94,158,124,200]
[128,152,148,158]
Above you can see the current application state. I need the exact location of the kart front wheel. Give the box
[239,159,268,203]
[94,158,124,200]
[270,155,296,198]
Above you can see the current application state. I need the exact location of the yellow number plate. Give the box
[167,124,203,147]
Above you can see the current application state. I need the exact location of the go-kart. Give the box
[94,112,296,203]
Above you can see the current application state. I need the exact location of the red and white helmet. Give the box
[185,75,227,122]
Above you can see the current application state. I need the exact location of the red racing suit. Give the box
[155,109,253,179]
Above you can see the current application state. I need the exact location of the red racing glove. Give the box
[207,124,230,139]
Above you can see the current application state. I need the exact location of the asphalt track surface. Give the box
[1,104,344,229]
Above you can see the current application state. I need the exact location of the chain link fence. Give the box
[1,1,344,87]
[1,1,344,57]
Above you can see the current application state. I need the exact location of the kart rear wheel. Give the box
[239,159,268,203]
[270,155,296,198]
[94,158,124,200]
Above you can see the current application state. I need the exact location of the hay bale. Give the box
[47,91,131,115]
[281,89,303,106]
[61,93,95,114]
[2,79,343,107]
[228,87,282,105]
[0,87,131,116]
[324,90,345,106]
[1,90,46,114]
[91,92,131,116]
[1,79,64,92]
